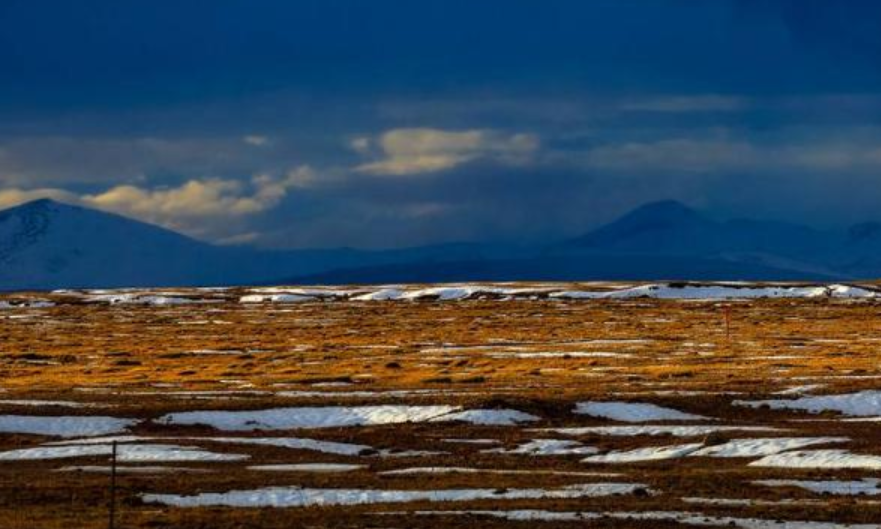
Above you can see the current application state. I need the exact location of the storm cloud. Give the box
[1,1,880,247]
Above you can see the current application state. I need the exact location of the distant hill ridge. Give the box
[1,198,879,290]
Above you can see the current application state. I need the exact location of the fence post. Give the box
[109,440,117,529]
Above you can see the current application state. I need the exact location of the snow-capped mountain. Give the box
[2,198,881,290]
[0,199,525,290]
[0,199,274,289]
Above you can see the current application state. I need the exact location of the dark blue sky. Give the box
[1,0,881,247]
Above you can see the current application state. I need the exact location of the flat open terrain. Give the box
[1,283,880,528]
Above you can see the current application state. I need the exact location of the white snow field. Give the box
[755,478,881,496]
[749,449,881,470]
[734,391,881,417]
[0,443,247,462]
[45,435,373,455]
[689,437,849,458]
[582,443,704,463]
[157,405,460,430]
[540,425,782,437]
[0,415,137,437]
[429,409,540,425]
[142,482,647,507]
[220,282,881,303]
[86,293,202,305]
[550,283,878,300]
[574,401,707,422]
[248,463,365,473]
[239,293,316,303]
[158,405,538,430]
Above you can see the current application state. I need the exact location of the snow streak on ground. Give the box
[0,444,247,462]
[4,285,881,528]
[574,401,707,422]
[749,449,881,470]
[755,478,881,496]
[142,482,646,507]
[735,391,881,417]
[540,425,783,437]
[403,510,881,528]
[689,437,849,458]
[221,282,881,303]
[0,415,136,437]
[157,405,461,430]
[582,443,704,463]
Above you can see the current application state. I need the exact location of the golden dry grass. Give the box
[0,288,879,528]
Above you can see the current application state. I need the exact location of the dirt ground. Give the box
[0,286,879,528]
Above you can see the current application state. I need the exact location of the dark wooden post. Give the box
[109,440,118,529]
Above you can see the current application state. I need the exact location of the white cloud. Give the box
[243,135,270,147]
[354,128,539,176]
[0,167,315,238]
[349,136,372,155]
[0,188,81,210]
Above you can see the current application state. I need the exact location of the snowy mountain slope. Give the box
[0,199,527,290]
[2,198,880,290]
[0,199,264,289]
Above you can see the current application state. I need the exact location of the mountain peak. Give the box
[24,197,60,207]
[568,200,711,249]
[2,198,76,218]
[618,200,703,223]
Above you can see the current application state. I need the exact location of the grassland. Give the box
[0,284,879,528]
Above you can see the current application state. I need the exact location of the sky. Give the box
[1,0,881,248]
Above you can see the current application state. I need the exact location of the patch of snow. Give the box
[540,425,781,437]
[0,300,55,309]
[351,288,405,301]
[398,285,550,301]
[682,497,822,507]
[0,399,106,409]
[575,402,707,422]
[430,409,539,426]
[583,443,704,463]
[239,294,316,303]
[749,449,881,470]
[406,510,881,528]
[248,463,365,473]
[48,434,372,456]
[197,437,372,456]
[0,415,136,437]
[157,405,460,431]
[142,482,647,508]
[690,437,849,458]
[551,283,878,300]
[774,384,825,395]
[0,444,247,462]
[378,467,617,477]
[755,478,881,496]
[87,294,200,305]
[47,435,163,446]
[734,391,881,417]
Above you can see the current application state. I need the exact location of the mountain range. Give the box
[2,198,880,290]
